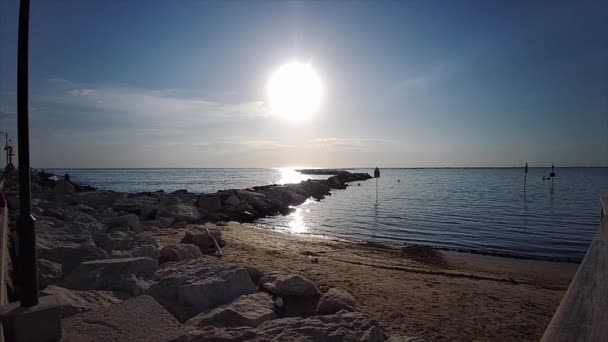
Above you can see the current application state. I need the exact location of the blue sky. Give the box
[1,0,607,168]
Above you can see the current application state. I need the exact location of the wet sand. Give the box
[153,223,578,342]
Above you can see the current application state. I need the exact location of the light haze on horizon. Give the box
[1,1,607,168]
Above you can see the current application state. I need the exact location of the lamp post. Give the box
[0,132,7,169]
[0,2,62,340]
[16,0,39,307]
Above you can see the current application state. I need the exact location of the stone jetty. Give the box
[1,169,410,341]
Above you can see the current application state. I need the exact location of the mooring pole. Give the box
[550,164,555,191]
[17,0,39,307]
[524,162,528,192]
[373,167,380,203]
[376,178,378,202]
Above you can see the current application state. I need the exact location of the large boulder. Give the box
[159,204,202,223]
[236,191,273,215]
[39,259,62,289]
[259,272,320,297]
[55,179,75,194]
[181,229,226,252]
[107,214,143,233]
[223,194,240,208]
[60,257,158,296]
[113,200,144,213]
[42,208,64,220]
[37,222,108,274]
[197,194,222,212]
[186,292,276,328]
[41,285,124,318]
[176,311,385,342]
[159,244,202,264]
[386,337,429,342]
[98,231,160,259]
[72,191,125,208]
[148,258,256,322]
[316,288,357,314]
[62,295,182,342]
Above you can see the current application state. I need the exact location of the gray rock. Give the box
[159,217,175,228]
[245,267,264,285]
[176,311,385,342]
[41,285,123,318]
[107,214,142,233]
[148,258,256,322]
[37,222,108,274]
[113,200,144,212]
[259,272,320,297]
[140,205,158,220]
[386,336,428,342]
[101,232,160,259]
[42,208,64,220]
[73,204,95,213]
[72,191,125,208]
[223,194,240,207]
[64,211,98,224]
[159,244,202,264]
[62,295,182,342]
[317,287,357,314]
[60,257,158,296]
[159,203,202,223]
[39,259,62,289]
[181,229,226,252]
[55,179,75,194]
[197,194,222,212]
[186,292,276,328]
[107,224,131,233]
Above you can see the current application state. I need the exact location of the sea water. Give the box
[49,167,608,261]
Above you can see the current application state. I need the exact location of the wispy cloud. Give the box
[393,62,455,93]
[34,79,271,131]
[192,140,296,151]
[308,137,396,149]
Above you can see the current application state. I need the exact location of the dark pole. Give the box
[0,132,6,168]
[17,0,39,307]
[524,162,528,192]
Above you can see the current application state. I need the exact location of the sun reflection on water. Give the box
[286,199,315,234]
[277,167,309,185]
[287,207,308,233]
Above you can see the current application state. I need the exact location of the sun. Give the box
[267,62,322,121]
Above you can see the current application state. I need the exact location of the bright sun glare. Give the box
[267,62,322,121]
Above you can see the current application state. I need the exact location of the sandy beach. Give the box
[155,223,578,341]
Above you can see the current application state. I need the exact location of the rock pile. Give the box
[3,170,395,341]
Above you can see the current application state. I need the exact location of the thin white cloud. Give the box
[192,140,296,151]
[37,79,271,128]
[308,137,396,149]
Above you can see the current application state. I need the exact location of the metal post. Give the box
[0,132,6,169]
[376,178,378,202]
[17,0,39,307]
[524,162,528,193]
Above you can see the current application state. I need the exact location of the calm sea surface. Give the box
[49,168,608,261]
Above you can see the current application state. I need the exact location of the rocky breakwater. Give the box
[0,170,405,341]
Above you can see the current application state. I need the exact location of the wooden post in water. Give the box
[373,167,380,203]
[524,162,528,192]
[550,163,556,190]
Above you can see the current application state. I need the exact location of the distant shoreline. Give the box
[40,166,608,170]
